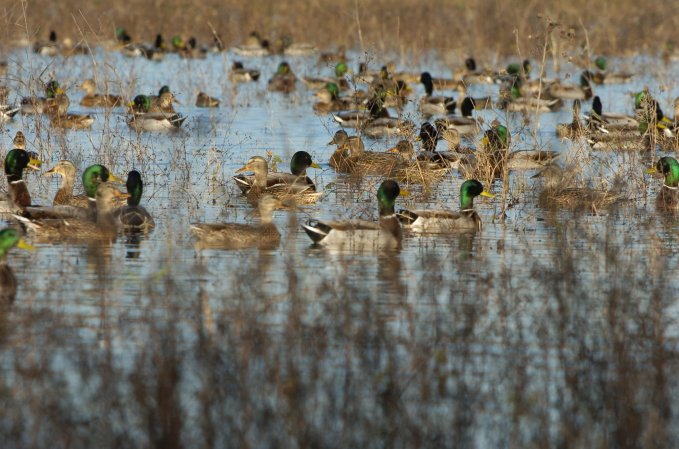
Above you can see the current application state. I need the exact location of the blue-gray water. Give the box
[1,46,679,448]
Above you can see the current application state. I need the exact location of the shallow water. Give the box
[1,47,679,448]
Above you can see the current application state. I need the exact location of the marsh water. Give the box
[1,46,679,448]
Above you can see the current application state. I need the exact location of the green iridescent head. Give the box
[276,62,291,75]
[484,122,510,151]
[171,36,185,49]
[649,157,679,188]
[324,83,340,100]
[335,62,348,78]
[377,180,401,217]
[5,149,41,181]
[45,80,60,98]
[594,56,607,71]
[0,228,34,260]
[82,164,120,198]
[132,95,151,113]
[459,179,494,210]
[634,90,648,109]
[125,170,143,206]
[290,151,320,176]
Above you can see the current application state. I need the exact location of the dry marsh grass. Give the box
[1,0,677,58]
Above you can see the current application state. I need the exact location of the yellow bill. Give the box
[17,238,35,251]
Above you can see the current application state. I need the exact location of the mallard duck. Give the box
[302,180,403,250]
[313,83,358,114]
[234,156,322,205]
[233,151,321,194]
[318,45,347,64]
[587,96,639,132]
[268,62,297,93]
[533,164,623,211]
[434,97,482,136]
[114,170,155,232]
[556,100,586,139]
[196,92,220,108]
[332,89,390,128]
[48,97,95,130]
[231,31,270,56]
[33,30,59,56]
[14,182,129,241]
[386,140,453,185]
[127,95,186,131]
[303,63,350,91]
[419,72,456,116]
[191,195,283,250]
[21,80,62,115]
[178,37,207,59]
[0,131,41,212]
[498,82,562,113]
[585,57,634,84]
[453,57,496,85]
[79,79,123,107]
[0,228,35,303]
[26,163,124,221]
[646,157,679,211]
[328,130,365,172]
[416,122,460,168]
[229,61,261,83]
[143,34,166,61]
[397,179,494,232]
[0,133,42,212]
[149,90,177,114]
[61,37,89,56]
[44,160,89,207]
[546,72,593,101]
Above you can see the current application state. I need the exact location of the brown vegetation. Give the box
[1,0,677,57]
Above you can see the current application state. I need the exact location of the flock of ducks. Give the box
[0,30,679,285]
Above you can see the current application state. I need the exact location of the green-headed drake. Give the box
[234,155,322,205]
[268,62,297,93]
[303,62,350,91]
[454,57,495,85]
[313,83,356,113]
[498,81,561,113]
[79,79,123,108]
[191,195,283,250]
[0,228,35,303]
[398,179,494,233]
[647,157,679,211]
[1,132,41,212]
[127,95,186,131]
[27,163,123,221]
[21,80,62,115]
[419,72,457,117]
[302,180,404,250]
[114,170,155,232]
[588,57,634,84]
[229,61,261,83]
[433,97,482,136]
[234,151,321,195]
[33,30,59,57]
[588,95,639,132]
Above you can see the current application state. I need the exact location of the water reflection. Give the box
[0,47,678,447]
